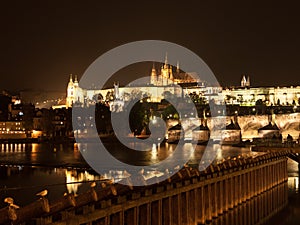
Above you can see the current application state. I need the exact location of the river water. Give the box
[0,142,299,224]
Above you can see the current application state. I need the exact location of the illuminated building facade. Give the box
[0,121,26,139]
[66,55,300,109]
[223,82,300,106]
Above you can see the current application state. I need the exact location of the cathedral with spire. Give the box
[66,74,85,108]
[241,75,250,87]
[150,53,200,86]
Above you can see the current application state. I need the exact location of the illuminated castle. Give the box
[66,54,300,109]
[66,54,209,108]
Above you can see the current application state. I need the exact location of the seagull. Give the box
[174,165,180,170]
[4,197,14,205]
[90,181,96,188]
[123,170,131,177]
[4,197,19,209]
[36,189,48,197]
[139,169,144,175]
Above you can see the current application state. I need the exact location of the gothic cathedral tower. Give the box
[66,74,79,108]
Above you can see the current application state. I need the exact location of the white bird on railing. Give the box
[90,181,96,188]
[123,170,131,177]
[36,189,48,198]
[4,197,19,221]
[4,197,19,209]
[4,197,14,205]
[100,182,106,188]
[174,165,180,170]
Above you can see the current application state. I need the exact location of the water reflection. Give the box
[0,165,104,208]
[65,170,102,194]
[0,143,26,152]
[0,143,86,167]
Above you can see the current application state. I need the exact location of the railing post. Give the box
[197,186,205,225]
[211,182,218,218]
[162,197,171,225]
[205,183,212,222]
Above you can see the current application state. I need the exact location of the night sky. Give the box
[1,1,300,92]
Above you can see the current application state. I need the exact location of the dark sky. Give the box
[1,1,300,92]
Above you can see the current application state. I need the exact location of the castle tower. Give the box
[150,63,157,85]
[176,61,180,73]
[164,52,168,69]
[74,75,78,84]
[114,82,120,99]
[246,76,250,87]
[66,74,75,108]
[169,65,174,84]
[241,75,247,87]
[161,52,170,86]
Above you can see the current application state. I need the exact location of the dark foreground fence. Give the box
[0,151,289,225]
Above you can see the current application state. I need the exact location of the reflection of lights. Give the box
[143,170,164,180]
[151,143,158,160]
[32,143,38,153]
[74,143,79,151]
[152,116,157,124]
[152,143,157,152]
[65,170,101,194]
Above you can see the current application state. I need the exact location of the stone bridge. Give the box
[168,113,300,140]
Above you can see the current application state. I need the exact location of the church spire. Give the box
[150,62,157,85]
[74,75,78,83]
[246,75,250,87]
[241,75,247,87]
[176,61,180,73]
[164,52,168,67]
[69,74,73,82]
